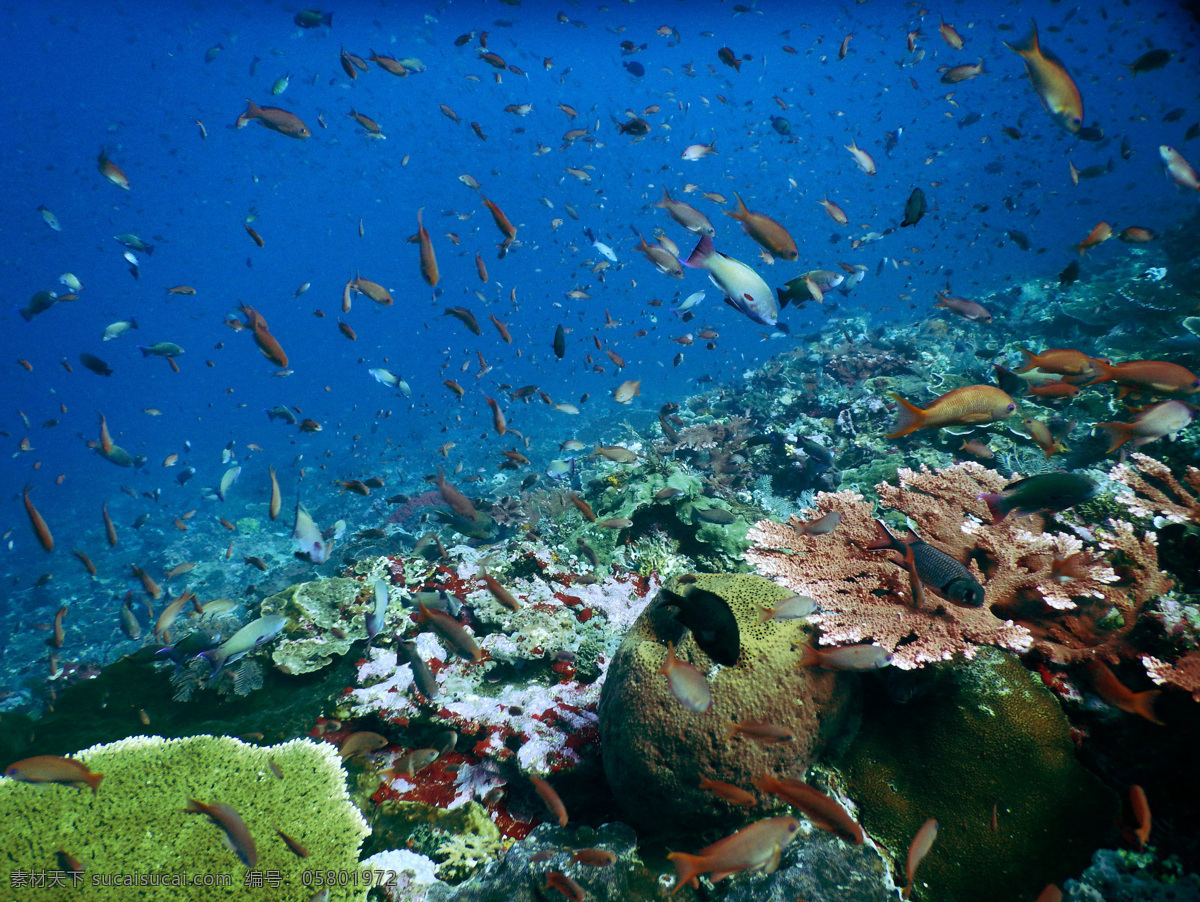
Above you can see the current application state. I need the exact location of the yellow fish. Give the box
[1005,20,1083,134]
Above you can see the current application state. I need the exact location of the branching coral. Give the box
[746,462,1172,669]
[1143,651,1200,702]
[746,486,1035,669]
[1109,452,1200,525]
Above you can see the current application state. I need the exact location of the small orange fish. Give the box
[244,224,265,247]
[818,195,848,225]
[724,193,797,260]
[417,207,439,286]
[529,774,568,827]
[668,816,800,895]
[1075,221,1112,255]
[97,150,130,189]
[938,16,964,50]
[1085,660,1162,725]
[886,386,1016,437]
[1014,346,1095,376]
[23,485,54,552]
[752,773,864,843]
[480,194,518,252]
[570,495,596,522]
[1005,20,1083,134]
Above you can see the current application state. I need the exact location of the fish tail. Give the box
[138,346,150,357]
[654,187,672,208]
[85,771,105,794]
[1004,19,1039,56]
[885,393,927,438]
[1094,422,1135,454]
[683,235,715,269]
[666,852,707,895]
[977,493,1010,525]
[1128,689,1164,726]
[657,641,676,676]
[1081,357,1116,384]
[1013,345,1039,372]
[863,518,903,552]
[129,317,139,329]
[796,643,821,668]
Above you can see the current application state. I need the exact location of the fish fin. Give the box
[774,321,790,334]
[657,641,676,676]
[666,852,707,894]
[1013,345,1039,373]
[1094,422,1135,454]
[776,287,790,309]
[1004,19,1039,57]
[684,235,716,269]
[796,643,820,667]
[85,771,105,794]
[885,393,926,438]
[1127,689,1164,726]
[863,518,901,551]
[977,493,1009,524]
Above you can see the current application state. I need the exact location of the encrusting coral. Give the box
[746,461,1171,670]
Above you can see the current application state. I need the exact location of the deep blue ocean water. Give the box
[2,0,1197,619]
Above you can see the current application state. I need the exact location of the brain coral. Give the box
[598,573,852,830]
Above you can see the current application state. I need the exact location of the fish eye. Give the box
[1007,404,1016,412]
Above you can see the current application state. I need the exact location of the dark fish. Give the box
[1076,126,1104,141]
[294,9,332,28]
[1185,123,1200,142]
[20,290,59,322]
[771,116,791,135]
[553,324,566,359]
[867,520,985,607]
[1128,48,1171,74]
[977,472,1099,524]
[1120,136,1134,160]
[184,800,257,866]
[1163,108,1186,123]
[79,353,113,376]
[993,364,1025,397]
[1058,259,1080,286]
[957,111,982,128]
[397,640,437,700]
[623,60,645,77]
[662,583,740,665]
[900,188,926,227]
[1007,230,1031,250]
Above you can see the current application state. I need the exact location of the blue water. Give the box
[2,0,1197,634]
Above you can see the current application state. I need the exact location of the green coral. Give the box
[374,800,505,882]
[234,518,262,535]
[841,649,1119,902]
[0,735,370,901]
[262,577,372,674]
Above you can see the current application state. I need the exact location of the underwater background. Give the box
[3,0,1200,899]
